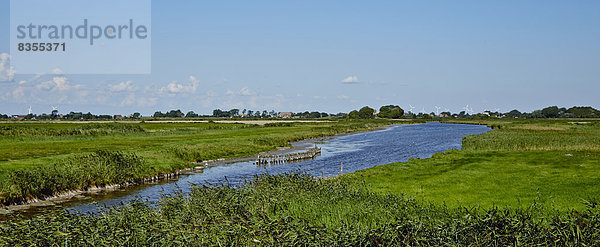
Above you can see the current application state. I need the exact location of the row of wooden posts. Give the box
[256,145,322,166]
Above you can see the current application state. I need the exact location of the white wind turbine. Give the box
[408,104,415,114]
[28,106,32,115]
[420,107,426,114]
[434,106,441,116]
[463,104,474,115]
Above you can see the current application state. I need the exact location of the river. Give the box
[7,122,491,216]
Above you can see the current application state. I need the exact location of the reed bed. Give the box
[462,121,600,151]
[0,150,147,205]
[1,174,598,246]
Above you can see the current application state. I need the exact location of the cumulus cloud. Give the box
[0,53,16,82]
[160,76,200,94]
[341,76,360,84]
[36,76,78,92]
[108,80,137,92]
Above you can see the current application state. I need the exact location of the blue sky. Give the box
[1,0,599,115]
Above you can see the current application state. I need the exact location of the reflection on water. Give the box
[15,122,492,215]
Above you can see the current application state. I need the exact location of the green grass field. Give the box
[345,119,600,210]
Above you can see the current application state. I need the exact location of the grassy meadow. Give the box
[345,119,600,210]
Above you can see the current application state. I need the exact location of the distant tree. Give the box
[565,106,600,118]
[309,111,321,118]
[132,112,141,119]
[213,109,230,117]
[348,110,360,119]
[167,109,184,118]
[541,106,560,118]
[230,109,240,117]
[153,111,165,118]
[358,106,375,119]
[378,105,404,119]
[530,110,544,118]
[507,109,522,118]
[247,110,253,117]
[185,111,198,118]
[83,112,94,120]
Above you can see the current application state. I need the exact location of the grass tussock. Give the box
[1,174,599,246]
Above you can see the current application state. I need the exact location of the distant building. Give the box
[11,115,25,120]
[278,112,293,118]
[114,115,123,119]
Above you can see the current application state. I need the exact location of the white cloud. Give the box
[239,87,256,96]
[337,95,350,100]
[0,53,16,82]
[108,80,137,92]
[12,86,25,98]
[341,76,360,84]
[160,76,200,94]
[36,76,77,91]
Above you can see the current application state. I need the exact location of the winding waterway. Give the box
[7,122,490,216]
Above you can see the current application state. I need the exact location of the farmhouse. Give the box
[278,112,293,118]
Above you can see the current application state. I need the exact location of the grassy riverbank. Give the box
[2,119,599,245]
[0,120,400,204]
[345,119,600,210]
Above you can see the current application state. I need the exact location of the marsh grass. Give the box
[0,120,396,204]
[1,150,147,204]
[0,123,144,137]
[1,174,598,246]
[349,119,600,210]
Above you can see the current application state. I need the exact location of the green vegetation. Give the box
[346,119,600,210]
[378,105,404,119]
[0,120,396,204]
[2,174,599,246]
[2,118,600,245]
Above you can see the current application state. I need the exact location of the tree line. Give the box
[2,105,598,120]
